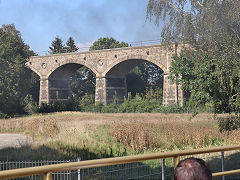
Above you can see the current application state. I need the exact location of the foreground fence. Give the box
[0,160,77,180]
[1,145,240,179]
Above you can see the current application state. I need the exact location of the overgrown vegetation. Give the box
[218,116,240,134]
[0,113,239,161]
[32,91,184,114]
[147,0,240,114]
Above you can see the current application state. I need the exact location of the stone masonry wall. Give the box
[26,44,184,106]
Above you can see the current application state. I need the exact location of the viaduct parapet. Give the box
[26,44,183,106]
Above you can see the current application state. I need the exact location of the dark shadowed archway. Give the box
[104,59,164,104]
[48,63,96,102]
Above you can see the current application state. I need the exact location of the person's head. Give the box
[174,157,212,180]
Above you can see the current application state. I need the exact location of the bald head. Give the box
[174,158,212,180]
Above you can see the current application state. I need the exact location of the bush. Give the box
[78,94,95,111]
[37,92,186,114]
[101,103,119,113]
[117,93,161,113]
[97,94,185,113]
[38,103,53,113]
[153,104,184,113]
[218,116,240,133]
[38,101,69,113]
[92,102,104,112]
[0,112,8,119]
[23,95,39,114]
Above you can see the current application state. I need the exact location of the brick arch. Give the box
[46,59,98,78]
[103,55,167,76]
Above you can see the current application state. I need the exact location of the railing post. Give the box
[161,158,165,180]
[78,158,81,180]
[221,152,225,180]
[174,156,180,169]
[43,172,52,180]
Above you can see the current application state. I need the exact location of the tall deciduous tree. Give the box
[0,24,35,116]
[89,37,128,50]
[147,0,240,112]
[127,63,163,98]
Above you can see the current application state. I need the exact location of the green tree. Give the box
[89,37,128,50]
[49,36,65,54]
[126,67,146,96]
[147,0,240,113]
[70,67,96,97]
[0,24,35,116]
[147,0,240,50]
[66,37,78,52]
[127,63,163,98]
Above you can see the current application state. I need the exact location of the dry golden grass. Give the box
[2,112,240,176]
[0,112,239,153]
[109,113,240,151]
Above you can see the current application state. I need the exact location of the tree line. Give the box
[49,36,78,54]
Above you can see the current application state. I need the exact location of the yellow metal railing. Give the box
[0,145,240,179]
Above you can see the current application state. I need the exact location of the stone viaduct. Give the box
[26,44,183,106]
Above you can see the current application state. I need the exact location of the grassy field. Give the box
[0,112,239,162]
[1,112,240,179]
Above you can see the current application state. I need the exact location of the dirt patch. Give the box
[0,133,33,149]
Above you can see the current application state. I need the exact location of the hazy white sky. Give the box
[0,0,162,53]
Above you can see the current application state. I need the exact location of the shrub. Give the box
[23,95,39,114]
[92,102,104,112]
[101,102,119,113]
[38,101,69,113]
[37,92,187,114]
[153,104,184,113]
[78,94,95,111]
[0,112,8,119]
[117,93,162,113]
[218,116,240,133]
[38,103,52,113]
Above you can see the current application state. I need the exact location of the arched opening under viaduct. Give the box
[48,63,96,102]
[105,59,164,104]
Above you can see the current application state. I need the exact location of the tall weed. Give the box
[110,121,160,152]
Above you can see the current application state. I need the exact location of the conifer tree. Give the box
[49,36,65,54]
[66,37,78,52]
